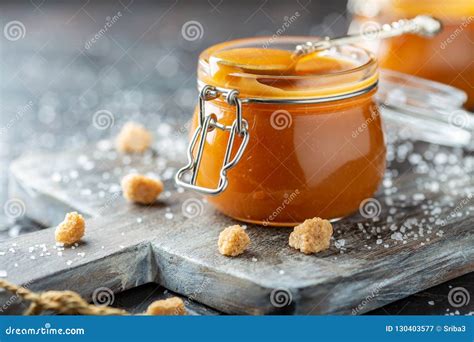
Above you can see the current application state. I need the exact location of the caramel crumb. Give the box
[55,212,85,245]
[115,122,152,153]
[218,225,250,257]
[289,217,333,254]
[146,297,186,315]
[121,174,163,205]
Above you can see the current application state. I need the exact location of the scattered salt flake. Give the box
[66,260,73,266]
[391,232,403,241]
[383,244,389,248]
[51,172,62,182]
[0,270,7,277]
[121,232,125,236]
[77,252,85,257]
[376,239,383,245]
[57,252,63,257]
[428,301,435,306]
[335,239,346,249]
[136,218,143,223]
[119,245,125,249]
[30,255,36,260]
[279,270,285,275]
[101,246,105,249]
[413,193,425,201]
[0,252,5,256]
[165,213,173,220]
[14,263,18,268]
[252,257,258,262]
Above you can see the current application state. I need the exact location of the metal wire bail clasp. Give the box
[175,85,249,195]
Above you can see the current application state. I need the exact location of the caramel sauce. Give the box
[193,47,385,226]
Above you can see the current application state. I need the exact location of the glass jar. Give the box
[348,0,474,109]
[176,37,386,226]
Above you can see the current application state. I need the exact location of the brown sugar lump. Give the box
[115,121,152,153]
[289,217,333,255]
[121,174,163,205]
[55,212,85,245]
[146,297,186,315]
[218,225,250,257]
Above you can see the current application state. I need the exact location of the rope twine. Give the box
[0,278,129,315]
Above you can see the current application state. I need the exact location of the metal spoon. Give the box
[295,15,443,56]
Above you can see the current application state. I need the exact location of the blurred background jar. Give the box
[348,0,474,109]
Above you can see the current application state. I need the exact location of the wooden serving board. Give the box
[1,136,473,315]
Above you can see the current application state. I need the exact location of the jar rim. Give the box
[198,36,378,99]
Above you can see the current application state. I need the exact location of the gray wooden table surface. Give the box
[1,0,473,315]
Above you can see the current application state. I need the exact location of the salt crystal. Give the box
[279,270,285,275]
[136,218,142,223]
[0,270,7,277]
[391,232,403,241]
[252,257,258,262]
[413,193,425,201]
[428,301,435,306]
[165,213,173,220]
[30,255,36,260]
[376,239,383,245]
[66,260,72,266]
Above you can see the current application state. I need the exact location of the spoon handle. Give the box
[295,15,443,55]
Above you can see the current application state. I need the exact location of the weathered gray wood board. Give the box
[1,141,473,315]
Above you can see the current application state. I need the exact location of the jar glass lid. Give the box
[378,69,473,149]
[198,37,378,99]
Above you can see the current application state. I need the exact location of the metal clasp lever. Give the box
[175,85,249,195]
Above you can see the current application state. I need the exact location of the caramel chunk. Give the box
[121,174,163,204]
[289,217,333,254]
[55,212,85,245]
[146,297,186,315]
[115,122,152,153]
[218,225,250,257]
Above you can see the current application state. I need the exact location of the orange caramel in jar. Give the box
[349,0,474,108]
[181,37,385,226]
